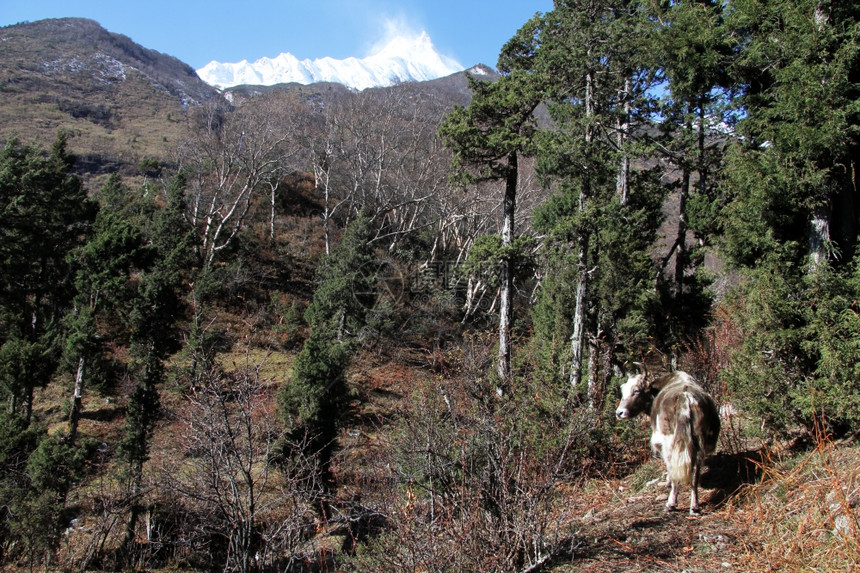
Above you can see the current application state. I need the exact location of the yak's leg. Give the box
[666,479,678,511]
[689,462,701,515]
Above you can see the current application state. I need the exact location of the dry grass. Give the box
[730,435,860,572]
[216,347,295,388]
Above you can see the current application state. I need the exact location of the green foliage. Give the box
[0,134,97,418]
[119,355,163,467]
[646,0,732,355]
[62,174,149,397]
[0,135,96,315]
[7,434,91,564]
[530,160,667,381]
[279,331,351,431]
[61,307,116,396]
[0,334,57,410]
[71,175,146,306]
[0,411,40,470]
[529,246,577,385]
[509,0,674,394]
[119,173,195,475]
[724,260,860,434]
[797,267,860,430]
[27,433,87,494]
[278,215,378,477]
[658,0,732,98]
[4,1,860,566]
[438,70,541,185]
[717,1,860,435]
[720,144,809,268]
[271,295,306,349]
[126,175,196,358]
[461,233,536,290]
[136,156,162,179]
[0,413,92,564]
[724,0,860,268]
[303,213,378,338]
[595,185,667,353]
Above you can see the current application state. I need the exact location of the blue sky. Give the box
[1,1,554,70]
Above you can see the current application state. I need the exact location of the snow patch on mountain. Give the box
[197,31,464,91]
[467,64,493,76]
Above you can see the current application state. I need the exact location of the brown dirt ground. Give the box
[546,454,760,572]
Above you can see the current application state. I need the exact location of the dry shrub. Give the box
[157,354,323,573]
[681,306,749,456]
[732,432,860,572]
[345,334,594,572]
[681,305,741,401]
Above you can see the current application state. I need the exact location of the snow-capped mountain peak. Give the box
[196,32,464,91]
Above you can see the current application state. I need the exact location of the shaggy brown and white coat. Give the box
[615,370,720,515]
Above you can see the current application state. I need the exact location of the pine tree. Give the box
[438,22,544,384]
[653,0,735,354]
[64,174,147,443]
[0,134,97,564]
[520,0,664,404]
[278,214,377,489]
[720,1,860,433]
[0,135,97,422]
[118,173,195,556]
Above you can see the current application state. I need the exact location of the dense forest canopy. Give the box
[1,1,859,571]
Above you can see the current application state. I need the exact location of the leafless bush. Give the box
[347,339,593,572]
[57,462,129,571]
[682,306,748,455]
[158,352,323,573]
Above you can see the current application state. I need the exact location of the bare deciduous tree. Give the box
[181,95,307,267]
[161,352,321,573]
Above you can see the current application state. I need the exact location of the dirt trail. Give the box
[547,451,763,572]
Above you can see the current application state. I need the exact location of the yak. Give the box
[616,369,720,515]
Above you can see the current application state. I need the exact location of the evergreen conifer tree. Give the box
[0,134,97,563]
[514,0,664,404]
[0,135,97,423]
[64,174,148,442]
[278,214,378,489]
[439,66,543,384]
[720,0,860,433]
[118,173,195,556]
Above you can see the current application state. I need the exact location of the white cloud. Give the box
[365,14,425,57]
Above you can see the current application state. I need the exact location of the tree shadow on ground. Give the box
[80,405,124,422]
[701,448,765,508]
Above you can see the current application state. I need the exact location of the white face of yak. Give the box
[615,373,647,420]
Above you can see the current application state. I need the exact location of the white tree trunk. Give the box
[569,64,594,391]
[69,356,85,442]
[809,204,831,273]
[497,152,518,383]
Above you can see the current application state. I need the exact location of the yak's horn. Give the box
[631,361,649,378]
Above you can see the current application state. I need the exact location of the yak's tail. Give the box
[668,393,695,486]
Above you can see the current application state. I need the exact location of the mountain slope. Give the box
[197,31,465,91]
[0,18,220,176]
[0,17,484,183]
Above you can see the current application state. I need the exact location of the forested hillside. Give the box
[1,2,859,572]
